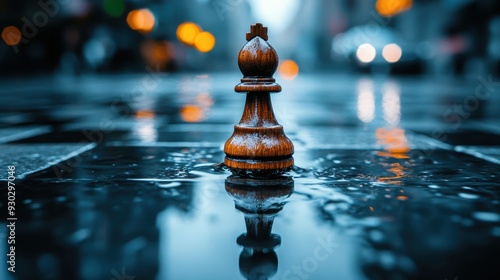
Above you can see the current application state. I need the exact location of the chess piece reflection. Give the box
[224,23,294,175]
[225,176,294,280]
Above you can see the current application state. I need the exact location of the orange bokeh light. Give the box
[135,109,155,119]
[376,0,412,17]
[194,31,215,53]
[396,195,409,201]
[180,105,204,123]
[176,22,201,46]
[278,60,299,80]
[141,40,174,68]
[127,9,155,33]
[2,26,22,46]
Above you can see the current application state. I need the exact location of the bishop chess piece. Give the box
[224,23,294,175]
[225,176,294,280]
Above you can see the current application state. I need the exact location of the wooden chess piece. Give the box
[224,23,294,175]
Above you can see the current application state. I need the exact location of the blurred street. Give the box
[1,1,500,280]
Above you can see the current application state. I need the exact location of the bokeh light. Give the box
[103,0,125,17]
[127,9,155,33]
[135,109,155,119]
[278,60,299,80]
[134,118,158,143]
[176,22,201,46]
[194,31,216,53]
[356,44,376,63]
[141,40,174,69]
[376,128,410,160]
[376,0,412,17]
[2,26,22,46]
[196,92,214,107]
[382,44,402,63]
[382,81,401,126]
[180,105,204,123]
[357,79,375,124]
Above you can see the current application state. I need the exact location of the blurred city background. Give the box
[1,0,500,79]
[2,2,500,280]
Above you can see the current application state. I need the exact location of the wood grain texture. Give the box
[224,23,294,173]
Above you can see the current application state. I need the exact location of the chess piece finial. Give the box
[224,23,294,175]
[246,23,268,41]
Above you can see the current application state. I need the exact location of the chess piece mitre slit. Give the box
[224,23,294,173]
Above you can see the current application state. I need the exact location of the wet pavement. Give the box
[0,73,500,280]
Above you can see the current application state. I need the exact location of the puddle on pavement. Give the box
[2,146,500,280]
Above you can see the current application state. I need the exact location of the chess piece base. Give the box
[224,156,293,174]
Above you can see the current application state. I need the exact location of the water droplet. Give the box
[458,193,479,199]
[428,184,440,189]
[157,182,181,189]
[472,212,500,222]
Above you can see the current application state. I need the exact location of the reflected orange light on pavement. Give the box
[180,105,204,123]
[136,109,155,119]
[179,91,214,123]
[376,127,410,159]
[378,162,407,183]
[278,60,299,80]
[396,195,408,201]
[127,9,155,33]
[2,26,22,46]
[376,127,411,185]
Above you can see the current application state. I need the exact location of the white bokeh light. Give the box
[356,44,376,63]
[382,44,402,63]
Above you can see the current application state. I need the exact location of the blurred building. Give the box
[0,0,499,77]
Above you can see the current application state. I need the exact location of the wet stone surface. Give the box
[0,74,499,280]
